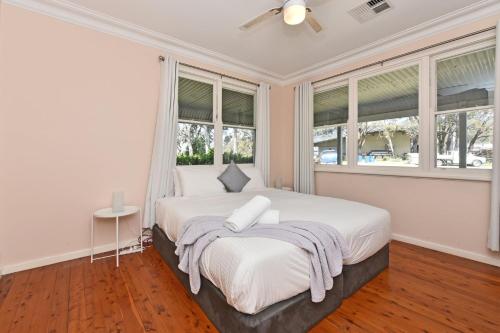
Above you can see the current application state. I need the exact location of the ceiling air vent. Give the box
[349,0,392,23]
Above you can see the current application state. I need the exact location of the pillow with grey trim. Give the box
[218,161,251,192]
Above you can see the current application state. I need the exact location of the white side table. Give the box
[91,205,143,267]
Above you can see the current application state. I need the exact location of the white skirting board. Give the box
[392,233,500,267]
[2,234,499,275]
[0,238,138,275]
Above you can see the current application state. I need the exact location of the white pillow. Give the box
[176,165,226,197]
[173,168,182,197]
[240,166,267,192]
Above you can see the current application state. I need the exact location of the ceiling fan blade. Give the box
[306,9,322,33]
[240,8,282,30]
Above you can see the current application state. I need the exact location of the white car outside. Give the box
[436,151,486,167]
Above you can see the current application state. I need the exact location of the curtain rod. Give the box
[158,55,260,87]
[312,26,496,85]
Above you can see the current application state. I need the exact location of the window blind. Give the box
[313,85,348,127]
[358,65,419,122]
[437,47,495,111]
[222,88,254,127]
[178,77,213,122]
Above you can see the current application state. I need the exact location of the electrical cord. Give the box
[119,228,151,252]
[140,228,153,248]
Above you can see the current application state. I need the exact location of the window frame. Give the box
[313,80,350,170]
[313,32,495,182]
[352,60,424,173]
[178,66,257,168]
[429,42,495,179]
[221,78,257,165]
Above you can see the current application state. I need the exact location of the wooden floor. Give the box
[1,241,499,333]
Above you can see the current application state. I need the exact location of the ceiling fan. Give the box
[240,0,323,33]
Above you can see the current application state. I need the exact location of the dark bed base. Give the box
[152,224,389,333]
[342,244,389,298]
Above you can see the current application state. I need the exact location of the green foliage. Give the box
[176,149,214,165]
[175,150,253,165]
[223,152,254,164]
[175,123,254,165]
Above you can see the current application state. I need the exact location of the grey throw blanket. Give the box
[175,216,351,303]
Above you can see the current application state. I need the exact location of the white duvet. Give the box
[156,189,391,314]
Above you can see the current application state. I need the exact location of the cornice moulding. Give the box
[3,0,500,86]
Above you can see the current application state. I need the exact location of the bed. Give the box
[153,178,390,332]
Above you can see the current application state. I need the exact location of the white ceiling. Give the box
[65,0,486,77]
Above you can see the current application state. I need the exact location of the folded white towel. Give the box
[225,195,271,232]
[258,209,280,224]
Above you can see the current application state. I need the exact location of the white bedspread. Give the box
[156,189,391,314]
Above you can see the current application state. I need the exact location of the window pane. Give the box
[358,66,419,167]
[178,77,213,122]
[222,89,254,127]
[223,127,255,164]
[176,122,214,165]
[314,85,348,127]
[437,48,495,112]
[435,109,493,169]
[314,125,348,165]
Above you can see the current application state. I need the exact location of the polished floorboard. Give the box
[1,241,499,332]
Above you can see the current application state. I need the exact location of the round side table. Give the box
[91,205,143,267]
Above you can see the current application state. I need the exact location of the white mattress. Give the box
[157,189,391,314]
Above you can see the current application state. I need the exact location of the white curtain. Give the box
[143,56,179,228]
[256,83,271,186]
[293,82,315,194]
[488,21,500,251]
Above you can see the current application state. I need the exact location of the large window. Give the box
[222,88,256,164]
[434,47,495,170]
[176,71,257,166]
[357,65,419,167]
[313,85,348,165]
[313,35,496,180]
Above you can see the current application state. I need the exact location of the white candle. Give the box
[112,191,124,213]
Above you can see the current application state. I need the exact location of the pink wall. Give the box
[316,173,494,261]
[0,2,6,270]
[0,4,282,271]
[272,17,500,265]
[1,4,161,268]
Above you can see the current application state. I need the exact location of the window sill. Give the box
[314,164,492,182]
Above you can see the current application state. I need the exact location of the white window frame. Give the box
[429,41,495,180]
[221,78,257,166]
[353,59,423,174]
[313,30,495,181]
[178,66,257,168]
[313,80,349,170]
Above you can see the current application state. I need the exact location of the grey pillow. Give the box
[218,161,250,192]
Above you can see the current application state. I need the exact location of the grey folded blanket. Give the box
[175,216,351,303]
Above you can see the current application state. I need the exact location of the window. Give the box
[177,77,215,165]
[313,85,348,165]
[357,65,419,167]
[434,47,495,170]
[222,88,256,164]
[313,35,496,180]
[176,70,257,166]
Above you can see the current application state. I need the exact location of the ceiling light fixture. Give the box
[239,0,322,33]
[283,0,306,25]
